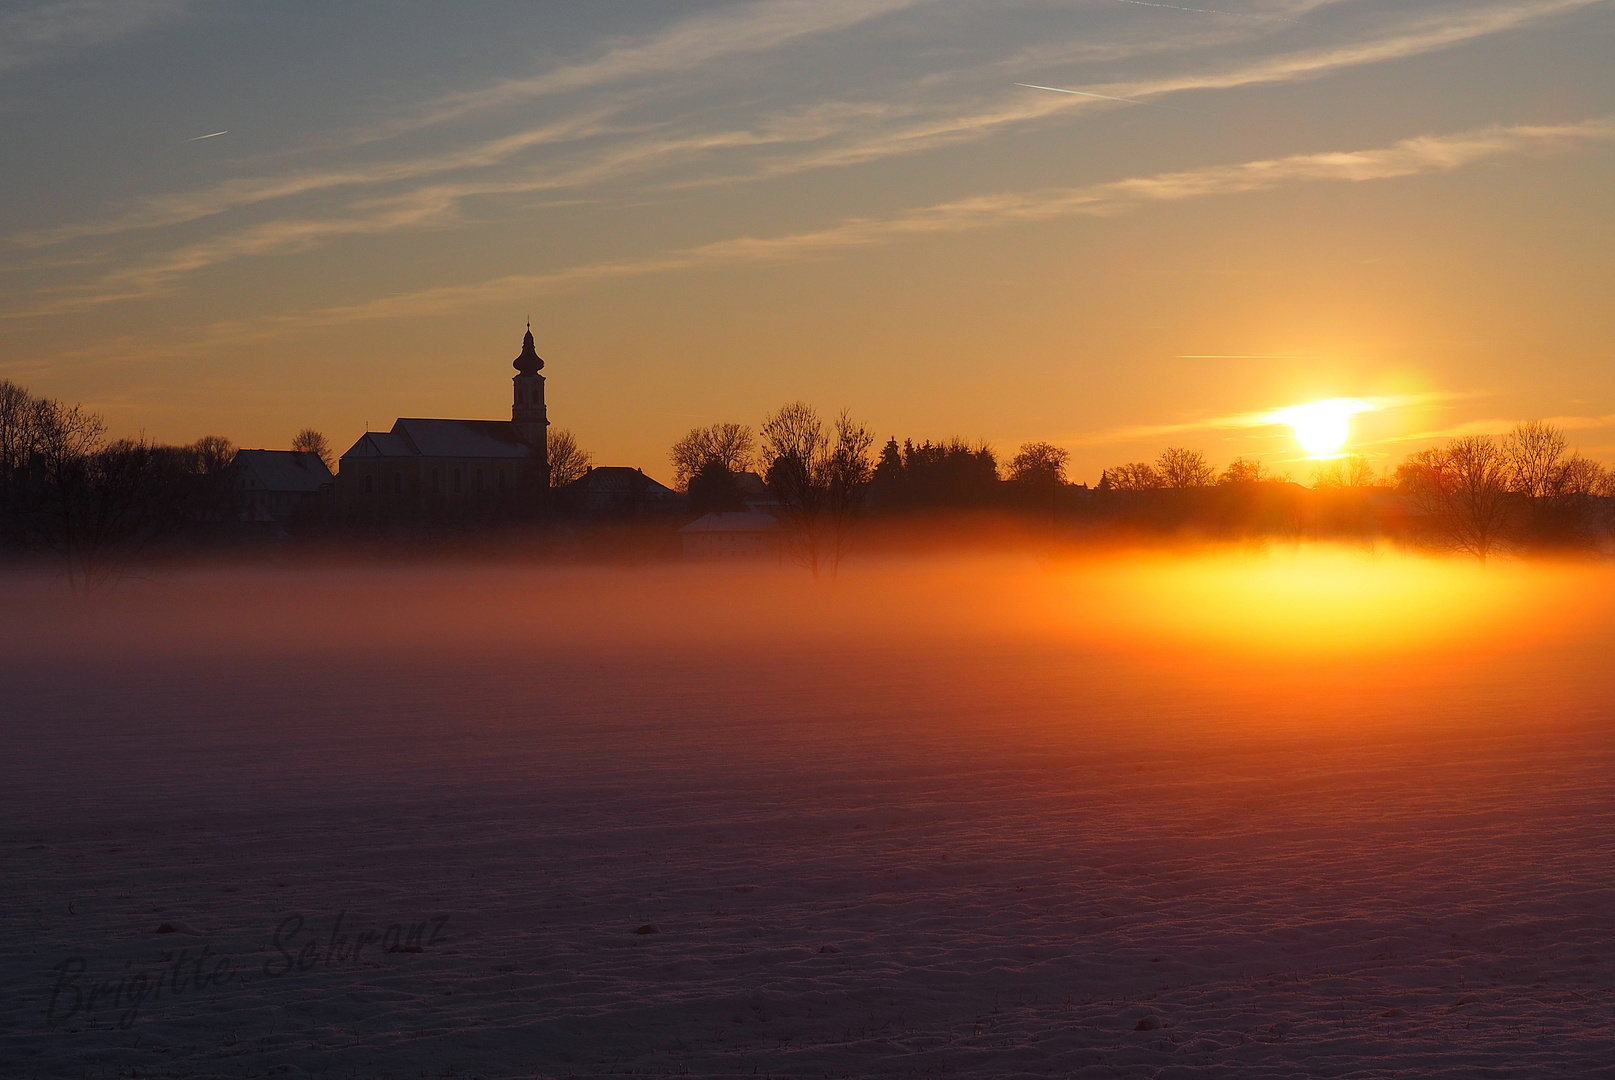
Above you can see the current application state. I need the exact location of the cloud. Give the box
[0,0,188,74]
[400,0,945,129]
[25,0,1599,257]
[1064,394,1461,448]
[83,116,1602,341]
[1107,0,1611,103]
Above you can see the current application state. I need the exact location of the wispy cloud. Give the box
[15,0,1603,278]
[79,117,1604,340]
[398,0,945,130]
[1066,394,1462,448]
[25,0,1598,255]
[0,0,188,74]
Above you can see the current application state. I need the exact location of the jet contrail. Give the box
[187,130,228,141]
[1015,83,1162,107]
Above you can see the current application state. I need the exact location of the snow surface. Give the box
[3,555,1614,1078]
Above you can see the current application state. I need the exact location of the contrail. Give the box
[1108,0,1295,22]
[1015,83,1162,107]
[187,131,228,141]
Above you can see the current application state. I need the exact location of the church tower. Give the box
[512,325,550,488]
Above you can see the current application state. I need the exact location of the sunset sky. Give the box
[2,0,1612,480]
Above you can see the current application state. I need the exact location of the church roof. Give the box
[393,418,533,458]
[339,419,535,462]
[233,449,332,491]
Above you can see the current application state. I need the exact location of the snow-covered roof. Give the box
[678,511,779,534]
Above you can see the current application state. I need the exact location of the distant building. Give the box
[233,449,333,527]
[559,466,684,517]
[678,511,781,560]
[337,328,551,520]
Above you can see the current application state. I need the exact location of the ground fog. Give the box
[4,547,1615,1078]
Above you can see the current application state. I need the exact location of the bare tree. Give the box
[1107,462,1162,491]
[1008,442,1070,484]
[291,428,333,471]
[1396,436,1516,562]
[1219,457,1267,485]
[1155,447,1215,489]
[670,422,756,490]
[28,398,107,592]
[1501,420,1566,498]
[1312,453,1378,489]
[188,435,238,526]
[547,428,592,487]
[825,409,874,575]
[761,402,830,577]
[0,380,37,535]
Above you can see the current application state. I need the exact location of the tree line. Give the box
[1095,423,1613,560]
[0,380,344,591]
[668,406,1090,575]
[669,408,1614,567]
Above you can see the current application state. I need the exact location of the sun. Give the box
[1267,398,1371,457]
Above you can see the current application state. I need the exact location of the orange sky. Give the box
[2,0,1612,482]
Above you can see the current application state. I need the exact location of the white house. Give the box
[678,511,781,560]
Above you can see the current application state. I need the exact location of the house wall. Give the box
[681,530,779,559]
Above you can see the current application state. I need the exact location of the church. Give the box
[337,328,552,520]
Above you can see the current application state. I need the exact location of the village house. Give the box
[678,511,781,560]
[233,449,333,529]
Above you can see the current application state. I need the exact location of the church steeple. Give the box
[513,322,544,375]
[512,324,550,487]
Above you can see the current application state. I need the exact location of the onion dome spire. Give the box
[513,322,544,375]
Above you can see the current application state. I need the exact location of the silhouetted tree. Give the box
[547,428,592,487]
[688,457,748,512]
[870,438,999,508]
[1008,442,1069,484]
[1219,457,1267,485]
[291,428,333,471]
[1397,436,1516,562]
[1107,462,1161,491]
[1311,453,1378,489]
[1501,420,1566,499]
[1156,447,1215,489]
[0,380,37,541]
[670,422,756,490]
[761,402,830,577]
[1498,420,1607,545]
[187,435,238,528]
[825,409,875,574]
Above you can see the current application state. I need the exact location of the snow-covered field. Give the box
[4,551,1615,1078]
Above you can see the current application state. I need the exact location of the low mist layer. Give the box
[5,547,1615,1077]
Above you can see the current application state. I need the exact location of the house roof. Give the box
[568,466,678,496]
[678,511,779,534]
[234,449,332,492]
[339,419,535,462]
